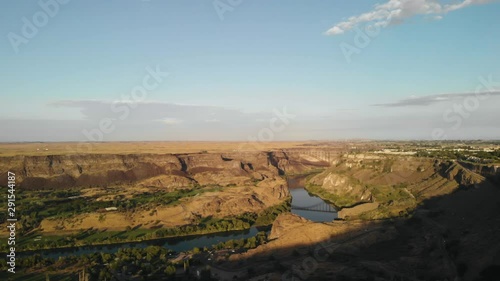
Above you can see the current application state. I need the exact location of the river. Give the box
[288,175,338,222]
[35,227,267,259]
[31,176,337,259]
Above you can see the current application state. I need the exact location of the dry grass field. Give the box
[0,141,313,157]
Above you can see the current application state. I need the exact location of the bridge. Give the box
[284,149,335,163]
[291,202,337,213]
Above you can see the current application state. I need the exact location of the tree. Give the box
[98,214,106,222]
[101,253,112,263]
[164,265,176,276]
[99,269,112,281]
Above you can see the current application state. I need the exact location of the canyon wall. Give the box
[458,160,500,183]
[0,150,332,190]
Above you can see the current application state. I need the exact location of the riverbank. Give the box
[16,226,271,259]
[0,199,291,253]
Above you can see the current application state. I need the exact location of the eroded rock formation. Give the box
[0,150,331,190]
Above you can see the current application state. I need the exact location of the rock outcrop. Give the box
[269,213,311,240]
[308,171,372,207]
[270,150,331,175]
[0,150,330,190]
[0,150,311,233]
[457,161,500,184]
[440,161,485,187]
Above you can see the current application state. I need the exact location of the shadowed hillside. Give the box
[222,157,500,281]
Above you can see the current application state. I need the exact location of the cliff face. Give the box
[270,150,331,175]
[0,150,330,190]
[269,213,310,240]
[0,150,320,233]
[457,161,500,184]
[305,157,493,216]
[440,161,486,187]
[0,154,182,190]
[309,172,372,206]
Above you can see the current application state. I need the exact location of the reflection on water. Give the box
[288,176,338,222]
[33,227,267,259]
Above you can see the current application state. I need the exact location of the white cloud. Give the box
[204,118,220,123]
[48,100,250,123]
[325,0,494,36]
[373,91,500,107]
[3,97,500,141]
[158,117,183,125]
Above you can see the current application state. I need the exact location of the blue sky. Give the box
[1,0,499,142]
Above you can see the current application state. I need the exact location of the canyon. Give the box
[0,149,331,234]
[1,141,499,280]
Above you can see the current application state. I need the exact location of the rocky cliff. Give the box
[0,149,331,233]
[457,160,500,183]
[305,156,492,216]
[440,161,486,187]
[307,171,373,207]
[0,150,330,190]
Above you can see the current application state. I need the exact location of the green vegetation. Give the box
[2,199,290,252]
[305,184,361,208]
[124,185,224,209]
[358,185,417,220]
[305,169,417,218]
[0,231,270,280]
[0,271,77,281]
[255,198,291,225]
[211,231,267,250]
[0,185,225,237]
[0,246,183,281]
[416,149,500,163]
[0,189,113,235]
[369,185,413,204]
[304,171,368,208]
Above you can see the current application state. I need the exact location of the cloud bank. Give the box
[326,0,494,35]
[48,100,255,124]
[2,96,500,141]
[373,91,500,107]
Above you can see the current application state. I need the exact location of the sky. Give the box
[1,0,500,142]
